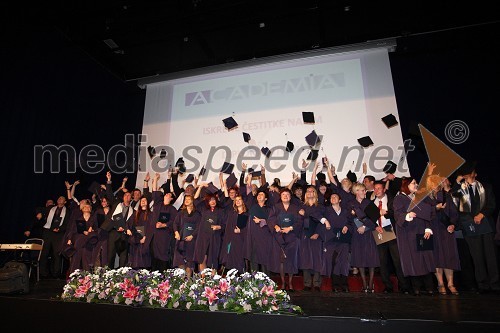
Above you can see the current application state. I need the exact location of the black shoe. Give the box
[383,288,393,294]
[303,286,311,292]
[314,286,321,292]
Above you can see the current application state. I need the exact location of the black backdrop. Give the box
[2,22,499,243]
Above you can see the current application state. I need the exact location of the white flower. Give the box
[243,304,252,312]
[209,304,218,312]
[226,268,238,279]
[200,268,213,276]
[186,302,192,310]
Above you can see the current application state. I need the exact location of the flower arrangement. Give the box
[61,267,303,315]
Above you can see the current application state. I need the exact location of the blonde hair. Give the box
[303,186,318,206]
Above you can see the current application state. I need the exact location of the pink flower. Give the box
[260,285,275,297]
[203,286,220,305]
[219,279,229,293]
[123,284,139,299]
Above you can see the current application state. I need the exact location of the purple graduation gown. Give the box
[321,205,353,277]
[431,190,461,271]
[151,191,178,263]
[298,203,325,273]
[193,206,225,269]
[267,202,303,274]
[245,203,273,268]
[347,198,380,268]
[393,193,436,276]
[219,210,248,273]
[172,209,201,269]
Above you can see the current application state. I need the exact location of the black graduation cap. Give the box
[199,166,207,176]
[357,136,374,148]
[243,132,251,143]
[185,174,194,183]
[306,149,319,160]
[305,130,321,147]
[406,121,425,154]
[160,149,167,159]
[286,141,294,153]
[251,170,262,178]
[261,147,271,158]
[223,116,238,131]
[383,160,397,174]
[381,113,399,128]
[206,182,219,194]
[456,160,477,176]
[302,111,315,124]
[295,178,308,188]
[226,173,238,188]
[147,146,156,159]
[176,157,186,173]
[88,181,102,195]
[346,170,357,183]
[364,201,381,224]
[221,162,235,174]
[237,213,248,229]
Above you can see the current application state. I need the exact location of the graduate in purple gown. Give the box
[298,186,326,291]
[65,199,98,274]
[220,196,249,273]
[193,193,225,272]
[245,189,273,276]
[322,193,352,292]
[173,194,201,278]
[348,183,380,292]
[150,172,179,272]
[268,188,303,291]
[393,177,436,295]
[127,195,155,269]
[427,175,460,295]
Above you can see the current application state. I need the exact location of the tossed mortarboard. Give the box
[243,132,251,143]
[199,166,207,176]
[305,130,321,147]
[302,111,315,124]
[206,182,219,194]
[185,174,194,183]
[381,113,399,128]
[226,172,238,188]
[251,170,262,178]
[221,162,235,174]
[357,136,374,148]
[383,160,397,174]
[286,141,294,153]
[261,147,272,158]
[312,135,323,150]
[147,145,156,159]
[222,116,238,131]
[160,149,167,159]
[406,121,425,154]
[456,160,477,176]
[176,157,186,173]
[88,181,102,195]
[306,149,319,160]
[346,170,357,183]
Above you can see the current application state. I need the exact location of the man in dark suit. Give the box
[452,161,499,293]
[372,181,410,293]
[39,193,71,279]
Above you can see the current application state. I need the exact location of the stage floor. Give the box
[2,277,500,325]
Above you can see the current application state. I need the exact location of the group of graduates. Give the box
[25,157,500,295]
